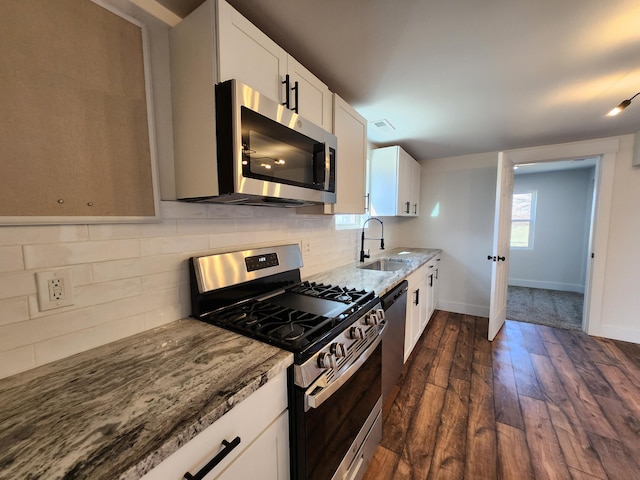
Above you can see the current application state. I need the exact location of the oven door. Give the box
[290,342,382,480]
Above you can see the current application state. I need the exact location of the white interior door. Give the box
[488,152,514,340]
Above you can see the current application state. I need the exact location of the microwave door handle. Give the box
[313,144,326,185]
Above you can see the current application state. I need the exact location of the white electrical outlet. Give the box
[302,240,312,255]
[36,269,75,311]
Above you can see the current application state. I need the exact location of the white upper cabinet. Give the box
[217,0,287,103]
[370,146,421,217]
[326,94,367,214]
[286,57,332,130]
[216,0,332,130]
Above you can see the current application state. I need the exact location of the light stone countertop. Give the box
[0,318,293,480]
[306,247,442,297]
[0,246,439,480]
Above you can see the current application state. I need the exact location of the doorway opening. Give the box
[505,157,598,331]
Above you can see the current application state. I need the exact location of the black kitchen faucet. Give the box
[360,217,384,262]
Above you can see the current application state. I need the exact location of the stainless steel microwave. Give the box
[176,79,337,207]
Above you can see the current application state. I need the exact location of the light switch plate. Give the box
[36,269,75,311]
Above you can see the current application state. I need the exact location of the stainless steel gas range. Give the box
[189,244,385,480]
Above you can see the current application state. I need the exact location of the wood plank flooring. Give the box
[363,311,640,480]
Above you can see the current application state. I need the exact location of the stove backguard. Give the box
[189,244,304,318]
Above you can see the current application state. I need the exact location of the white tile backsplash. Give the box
[33,314,147,366]
[0,225,89,246]
[23,239,141,269]
[91,253,178,283]
[0,297,30,326]
[139,234,209,256]
[0,271,37,300]
[0,345,35,379]
[89,220,178,240]
[0,200,360,379]
[0,246,25,273]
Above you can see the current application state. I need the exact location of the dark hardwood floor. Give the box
[363,311,640,479]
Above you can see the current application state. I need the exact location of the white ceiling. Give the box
[160,0,640,161]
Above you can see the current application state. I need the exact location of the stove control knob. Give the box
[364,312,380,326]
[331,342,347,358]
[348,326,365,340]
[317,352,337,369]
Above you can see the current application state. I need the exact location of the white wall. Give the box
[597,134,640,341]
[396,152,498,317]
[406,134,640,344]
[508,167,595,292]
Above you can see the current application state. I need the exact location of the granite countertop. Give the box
[0,246,439,480]
[307,247,442,296]
[0,319,293,480]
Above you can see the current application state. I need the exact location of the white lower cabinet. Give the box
[426,256,441,321]
[141,370,289,480]
[404,256,442,362]
[404,264,428,362]
[216,411,289,480]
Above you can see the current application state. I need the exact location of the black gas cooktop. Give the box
[201,281,376,357]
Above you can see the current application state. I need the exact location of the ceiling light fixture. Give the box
[607,92,640,116]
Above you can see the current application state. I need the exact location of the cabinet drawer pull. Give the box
[183,436,241,480]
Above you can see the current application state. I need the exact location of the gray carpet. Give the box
[506,286,583,330]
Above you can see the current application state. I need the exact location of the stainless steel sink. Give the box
[358,258,407,272]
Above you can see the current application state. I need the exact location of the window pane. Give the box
[511,221,530,247]
[512,193,532,220]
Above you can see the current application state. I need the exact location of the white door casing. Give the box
[488,137,619,341]
[488,152,514,341]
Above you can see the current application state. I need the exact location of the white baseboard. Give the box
[508,278,585,294]
[437,300,489,318]
[588,323,640,344]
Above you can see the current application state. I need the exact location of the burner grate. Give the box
[214,300,340,350]
[287,282,374,305]
[202,280,377,359]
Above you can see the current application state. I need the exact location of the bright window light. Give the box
[511,192,536,248]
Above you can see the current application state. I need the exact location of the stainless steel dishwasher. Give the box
[381,280,408,402]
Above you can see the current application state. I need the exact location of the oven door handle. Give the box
[304,329,384,411]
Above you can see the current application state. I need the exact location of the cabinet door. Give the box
[397,150,413,216]
[370,146,420,217]
[410,160,421,216]
[426,265,435,323]
[404,266,427,361]
[217,411,289,480]
[433,257,441,313]
[370,147,400,217]
[416,274,429,337]
[287,56,332,130]
[217,0,287,104]
[328,94,367,214]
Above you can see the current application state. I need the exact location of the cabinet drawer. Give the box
[141,370,288,480]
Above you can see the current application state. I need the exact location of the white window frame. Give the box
[334,214,364,230]
[510,191,536,249]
